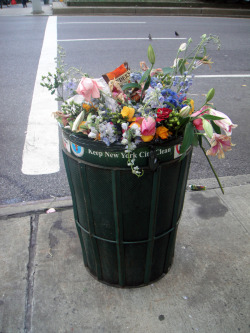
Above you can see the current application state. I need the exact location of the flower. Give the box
[76,77,102,102]
[179,105,191,118]
[121,106,136,122]
[206,134,234,159]
[42,34,236,187]
[179,43,187,52]
[156,108,172,122]
[141,117,156,136]
[191,106,209,130]
[156,126,172,140]
[209,109,237,136]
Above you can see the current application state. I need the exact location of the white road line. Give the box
[58,37,187,42]
[58,21,146,24]
[194,74,250,78]
[22,16,59,175]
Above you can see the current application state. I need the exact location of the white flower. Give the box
[122,123,128,131]
[173,58,180,68]
[121,138,128,145]
[88,127,98,139]
[179,43,187,52]
[179,105,191,117]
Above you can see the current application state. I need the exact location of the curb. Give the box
[52,3,250,17]
[0,196,73,219]
[0,174,249,218]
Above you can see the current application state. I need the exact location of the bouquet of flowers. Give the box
[41,34,237,193]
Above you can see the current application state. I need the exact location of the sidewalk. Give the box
[0,0,250,16]
[0,2,250,332]
[0,176,249,332]
[52,0,250,17]
[0,2,52,16]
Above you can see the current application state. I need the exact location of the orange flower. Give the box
[156,126,172,140]
[141,135,154,142]
[82,103,91,112]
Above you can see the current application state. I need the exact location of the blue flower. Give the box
[64,80,77,92]
[130,72,142,82]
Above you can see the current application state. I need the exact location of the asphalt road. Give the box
[0,15,249,204]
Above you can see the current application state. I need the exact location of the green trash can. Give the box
[62,129,192,287]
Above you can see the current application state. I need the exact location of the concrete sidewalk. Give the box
[0,2,52,16]
[0,0,250,16]
[52,1,250,17]
[0,176,249,332]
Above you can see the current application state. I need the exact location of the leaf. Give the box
[178,59,186,75]
[122,82,141,91]
[192,134,199,147]
[139,69,151,84]
[180,122,194,154]
[143,75,151,91]
[162,67,174,75]
[205,88,215,103]
[202,114,224,121]
[202,119,213,138]
[211,120,221,134]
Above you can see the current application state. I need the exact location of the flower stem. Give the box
[200,145,224,194]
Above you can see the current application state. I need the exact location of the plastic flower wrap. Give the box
[41,34,237,193]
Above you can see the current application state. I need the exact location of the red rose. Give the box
[156,108,172,122]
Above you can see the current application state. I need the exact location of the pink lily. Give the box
[141,117,156,136]
[191,106,209,131]
[209,109,237,136]
[206,133,234,159]
[76,77,102,102]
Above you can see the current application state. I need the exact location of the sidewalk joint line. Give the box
[24,214,39,333]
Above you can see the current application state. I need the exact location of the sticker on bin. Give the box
[174,144,182,159]
[62,133,71,153]
[71,143,84,157]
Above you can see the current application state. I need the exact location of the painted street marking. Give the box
[22,16,59,175]
[58,21,147,24]
[58,37,187,42]
[194,74,250,78]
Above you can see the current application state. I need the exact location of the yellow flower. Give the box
[141,135,154,142]
[121,106,136,122]
[189,99,194,114]
[156,126,172,140]
[82,103,91,112]
[184,99,194,114]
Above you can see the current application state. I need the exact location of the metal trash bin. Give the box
[62,130,192,287]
